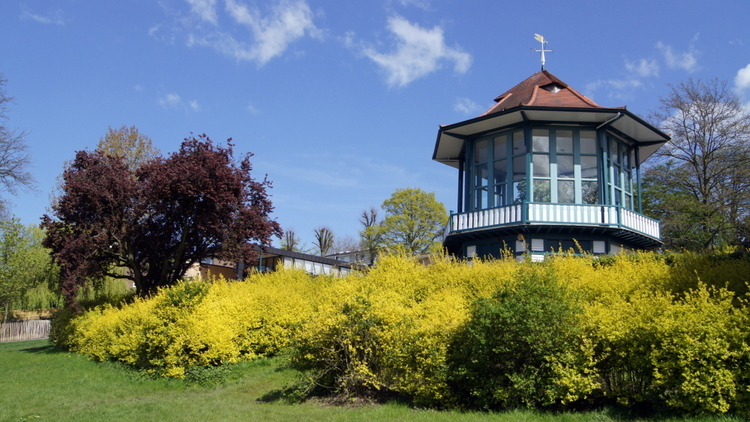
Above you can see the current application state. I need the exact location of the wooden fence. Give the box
[0,320,50,343]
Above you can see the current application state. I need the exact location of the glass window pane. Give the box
[581,156,598,179]
[513,131,526,154]
[475,139,488,163]
[623,146,633,169]
[556,130,573,154]
[533,180,551,202]
[494,136,507,159]
[475,164,488,186]
[558,180,575,203]
[494,184,506,207]
[609,138,620,164]
[580,131,596,154]
[533,154,549,177]
[624,172,632,192]
[513,155,526,180]
[613,165,621,187]
[513,181,526,203]
[582,181,598,204]
[532,129,549,152]
[493,159,507,184]
[475,188,488,209]
[557,155,574,178]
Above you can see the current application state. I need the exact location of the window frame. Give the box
[467,126,603,210]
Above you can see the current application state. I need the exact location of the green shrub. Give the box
[445,266,595,410]
[49,305,77,347]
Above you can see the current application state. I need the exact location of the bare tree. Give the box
[359,206,382,264]
[281,228,300,251]
[313,226,335,257]
[0,75,34,205]
[644,78,750,249]
[333,234,360,254]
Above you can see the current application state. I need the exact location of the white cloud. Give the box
[342,30,356,49]
[735,64,750,113]
[183,0,319,67]
[453,98,483,115]
[148,24,161,37]
[159,93,182,108]
[186,0,219,25]
[625,58,659,78]
[361,16,471,88]
[735,64,750,91]
[396,0,432,10]
[584,78,644,104]
[246,103,260,114]
[158,93,200,111]
[589,40,699,103]
[656,41,700,72]
[585,78,642,94]
[20,7,65,25]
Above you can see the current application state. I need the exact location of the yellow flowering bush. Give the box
[52,250,750,416]
[60,269,322,377]
[289,253,477,401]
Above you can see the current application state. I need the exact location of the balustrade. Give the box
[447,203,660,240]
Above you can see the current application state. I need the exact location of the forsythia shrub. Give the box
[58,269,322,377]
[53,250,750,417]
[585,279,750,415]
[647,286,749,414]
[288,253,481,402]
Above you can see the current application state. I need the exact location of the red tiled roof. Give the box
[481,70,619,116]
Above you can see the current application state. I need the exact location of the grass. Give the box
[0,340,746,422]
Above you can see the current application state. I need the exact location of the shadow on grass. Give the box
[258,382,318,405]
[20,344,68,354]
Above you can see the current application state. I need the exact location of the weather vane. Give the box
[534,34,552,71]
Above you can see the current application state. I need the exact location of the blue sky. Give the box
[2,0,750,249]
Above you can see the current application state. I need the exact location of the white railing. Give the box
[448,203,660,240]
[620,208,660,239]
[451,204,522,232]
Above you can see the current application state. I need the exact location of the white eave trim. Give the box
[433,107,669,169]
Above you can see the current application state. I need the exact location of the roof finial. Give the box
[534,34,552,71]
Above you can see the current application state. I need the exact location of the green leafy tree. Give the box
[642,160,731,250]
[0,220,57,322]
[643,78,750,249]
[96,125,160,170]
[371,188,448,255]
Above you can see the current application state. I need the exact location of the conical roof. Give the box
[482,70,610,115]
[433,70,669,169]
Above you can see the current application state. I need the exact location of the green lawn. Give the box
[0,340,743,422]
